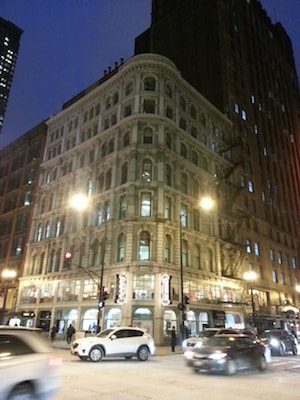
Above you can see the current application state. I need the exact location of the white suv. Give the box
[71,327,155,362]
[0,326,62,400]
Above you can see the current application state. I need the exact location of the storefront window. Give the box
[132,274,154,300]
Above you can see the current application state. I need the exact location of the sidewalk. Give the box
[52,339,181,356]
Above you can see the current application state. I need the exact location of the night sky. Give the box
[0,0,299,149]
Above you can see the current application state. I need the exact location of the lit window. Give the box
[254,242,260,256]
[141,159,152,183]
[139,231,150,260]
[140,193,151,217]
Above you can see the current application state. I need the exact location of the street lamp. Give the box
[243,270,258,330]
[1,269,17,324]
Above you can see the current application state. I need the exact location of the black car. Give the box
[260,330,298,356]
[186,334,271,375]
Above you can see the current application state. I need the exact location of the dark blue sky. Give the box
[0,0,299,149]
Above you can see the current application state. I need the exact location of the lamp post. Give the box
[1,269,17,324]
[243,270,258,330]
[179,214,185,344]
[69,193,106,333]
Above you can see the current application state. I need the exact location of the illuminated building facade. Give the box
[18,54,251,343]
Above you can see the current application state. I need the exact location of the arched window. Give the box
[139,231,150,260]
[141,159,152,183]
[117,233,125,262]
[144,77,156,91]
[164,234,172,262]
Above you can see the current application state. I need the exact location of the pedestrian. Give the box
[170,326,177,352]
[66,324,76,344]
[50,325,57,342]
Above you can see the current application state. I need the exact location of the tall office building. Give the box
[136,0,300,327]
[0,18,23,133]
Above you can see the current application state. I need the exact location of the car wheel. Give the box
[89,346,104,362]
[79,356,89,361]
[257,356,267,371]
[292,345,298,355]
[224,359,237,376]
[8,383,36,400]
[279,344,285,356]
[137,346,149,361]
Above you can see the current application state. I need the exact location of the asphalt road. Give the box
[54,349,300,400]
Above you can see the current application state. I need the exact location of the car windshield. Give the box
[206,336,236,347]
[96,328,115,338]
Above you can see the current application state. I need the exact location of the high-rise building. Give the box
[0,18,23,133]
[136,0,300,328]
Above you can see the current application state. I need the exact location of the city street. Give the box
[54,348,300,400]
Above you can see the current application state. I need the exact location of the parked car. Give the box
[71,326,155,362]
[182,327,240,353]
[0,325,62,400]
[259,330,298,356]
[185,333,271,375]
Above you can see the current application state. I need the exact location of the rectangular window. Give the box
[140,192,151,217]
[272,270,277,283]
[143,100,155,113]
[119,195,126,219]
[164,197,171,220]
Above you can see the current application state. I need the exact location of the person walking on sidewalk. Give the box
[66,324,76,344]
[170,326,177,352]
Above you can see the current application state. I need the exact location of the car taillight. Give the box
[48,354,62,368]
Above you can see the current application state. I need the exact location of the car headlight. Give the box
[270,338,280,347]
[184,350,195,360]
[209,352,227,360]
[182,340,187,347]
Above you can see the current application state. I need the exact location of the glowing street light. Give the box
[199,196,215,211]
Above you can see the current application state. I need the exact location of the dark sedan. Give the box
[186,334,271,375]
[259,330,298,356]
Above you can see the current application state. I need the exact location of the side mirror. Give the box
[110,334,117,340]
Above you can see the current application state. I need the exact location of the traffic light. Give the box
[63,252,72,269]
[101,286,108,301]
